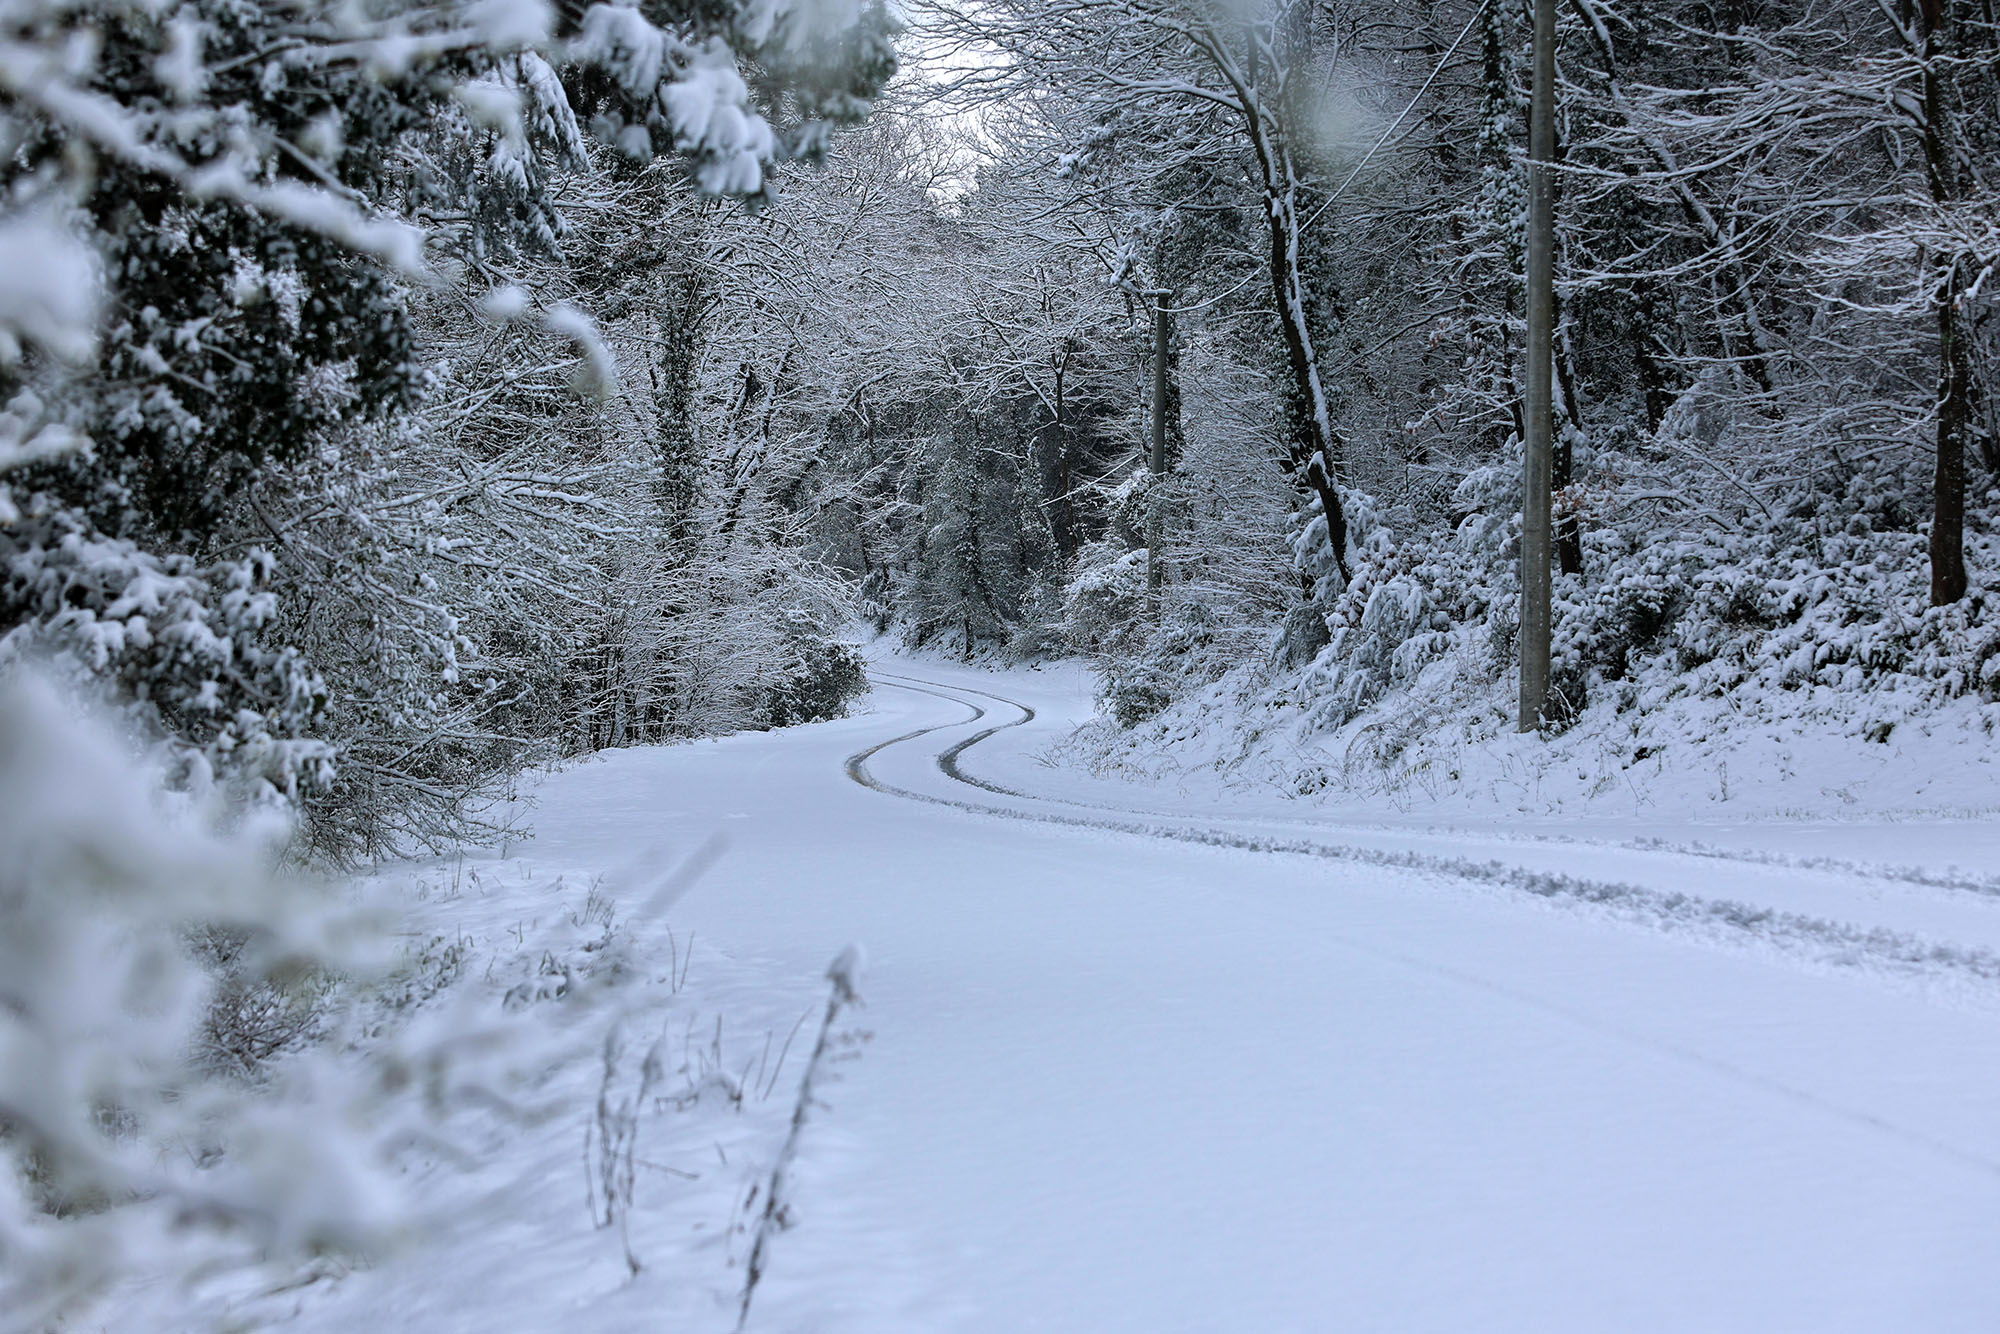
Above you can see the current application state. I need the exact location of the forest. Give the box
[3,0,1998,1328]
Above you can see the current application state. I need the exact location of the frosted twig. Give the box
[737,946,865,1330]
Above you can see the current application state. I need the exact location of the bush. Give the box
[0,675,394,1325]
[1101,663,1176,726]
[758,634,868,728]
[185,924,338,1077]
[1,501,333,804]
[1061,543,1149,656]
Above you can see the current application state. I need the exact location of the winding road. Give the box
[537,658,2000,1331]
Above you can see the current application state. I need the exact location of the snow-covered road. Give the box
[218,656,2000,1333]
[638,657,2000,1332]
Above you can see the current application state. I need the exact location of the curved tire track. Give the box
[879,671,2000,902]
[851,671,2000,1003]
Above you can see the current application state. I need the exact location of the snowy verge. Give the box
[87,778,871,1334]
[1044,456,2000,832]
[1046,578,2000,831]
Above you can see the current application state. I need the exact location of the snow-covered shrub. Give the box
[185,923,341,1077]
[1099,656,1174,727]
[0,677,391,1328]
[609,541,868,740]
[1104,467,1154,552]
[1289,488,1379,606]
[757,624,868,728]
[1527,499,2000,729]
[1097,597,1235,728]
[1,497,333,804]
[0,673,701,1328]
[246,393,611,861]
[1071,386,2000,810]
[1061,541,1149,656]
[1286,499,1478,732]
[1298,572,1447,730]
[1544,538,1697,725]
[1452,448,1523,556]
[1003,576,1073,661]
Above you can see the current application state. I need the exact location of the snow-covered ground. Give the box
[129,653,2000,1331]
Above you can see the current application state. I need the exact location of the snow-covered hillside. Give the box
[1066,631,2000,827]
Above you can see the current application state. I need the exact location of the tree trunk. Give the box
[1260,161,1350,587]
[1039,354,1078,560]
[655,269,707,547]
[1519,0,1556,730]
[1919,0,1970,605]
[1554,318,1584,576]
[1193,12,1350,588]
[1147,294,1171,601]
[1932,255,1971,605]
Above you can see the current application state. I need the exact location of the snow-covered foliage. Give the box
[1062,542,1150,657]
[0,9,897,1312]
[565,0,896,199]
[1083,426,2000,817]
[0,671,880,1329]
[1,0,898,858]
[1,508,332,803]
[0,678,387,1328]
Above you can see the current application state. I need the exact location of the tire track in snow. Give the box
[878,672,2000,904]
[1621,837,2000,902]
[856,673,2000,1177]
[842,675,985,792]
[855,673,2000,1005]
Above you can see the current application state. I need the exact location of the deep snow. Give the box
[113,654,2000,1332]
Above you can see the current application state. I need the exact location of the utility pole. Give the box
[1519,0,1555,732]
[1145,288,1173,603]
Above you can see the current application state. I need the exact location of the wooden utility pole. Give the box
[1146,289,1172,601]
[1519,0,1555,731]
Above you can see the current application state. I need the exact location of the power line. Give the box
[1301,8,1482,233]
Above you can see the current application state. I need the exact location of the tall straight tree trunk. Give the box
[1919,0,1970,605]
[654,269,708,548]
[1554,311,1584,576]
[1519,0,1556,730]
[1932,257,1971,605]
[1038,352,1077,559]
[1147,293,1172,600]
